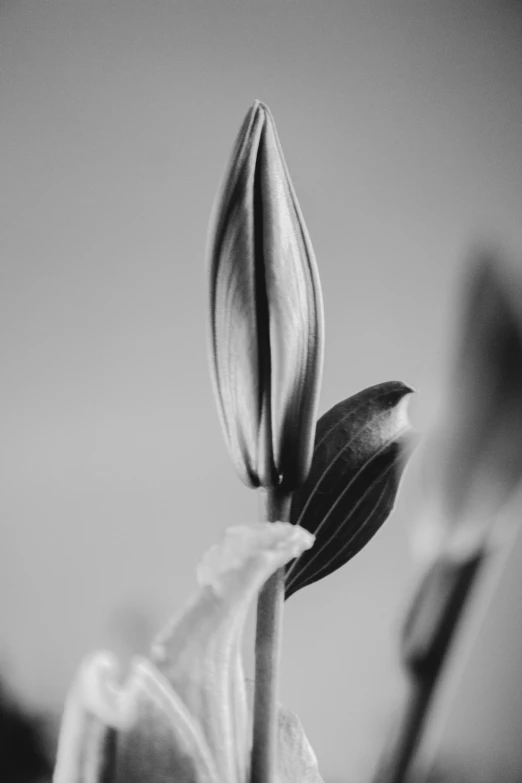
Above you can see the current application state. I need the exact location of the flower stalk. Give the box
[207,101,324,783]
[251,487,293,783]
[373,548,484,783]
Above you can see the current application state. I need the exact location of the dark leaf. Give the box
[401,549,484,678]
[285,381,415,598]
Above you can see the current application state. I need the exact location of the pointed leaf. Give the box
[285,381,415,598]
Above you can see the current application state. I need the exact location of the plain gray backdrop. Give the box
[1,2,522,781]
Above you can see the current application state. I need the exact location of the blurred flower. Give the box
[378,254,522,783]
[53,523,317,783]
[416,252,522,562]
[208,101,324,489]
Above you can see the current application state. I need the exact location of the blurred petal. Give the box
[54,523,314,783]
[152,523,315,783]
[53,653,217,783]
[53,653,118,783]
[277,704,324,783]
[113,660,219,783]
[208,101,324,489]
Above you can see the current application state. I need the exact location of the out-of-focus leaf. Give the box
[285,382,415,598]
[427,254,522,541]
[401,548,484,676]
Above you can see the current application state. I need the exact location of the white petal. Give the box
[277,704,324,783]
[244,679,324,783]
[151,522,315,783]
[113,660,219,783]
[53,523,314,783]
[53,653,129,783]
[53,652,219,783]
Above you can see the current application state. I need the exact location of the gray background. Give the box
[1,1,522,781]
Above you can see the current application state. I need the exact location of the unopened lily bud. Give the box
[208,101,324,489]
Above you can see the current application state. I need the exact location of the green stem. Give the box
[250,486,292,783]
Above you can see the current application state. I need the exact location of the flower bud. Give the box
[208,101,324,489]
[417,252,522,562]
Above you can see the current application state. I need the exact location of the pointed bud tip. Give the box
[396,380,417,396]
[251,98,270,113]
[388,381,416,432]
[247,99,276,128]
[243,99,268,125]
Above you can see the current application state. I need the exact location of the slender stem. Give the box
[418,541,513,783]
[372,674,435,783]
[250,486,292,783]
[372,549,484,783]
